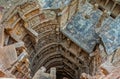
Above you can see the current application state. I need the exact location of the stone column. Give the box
[96,10,109,28]
[50,67,56,79]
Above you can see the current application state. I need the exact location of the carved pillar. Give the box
[50,67,56,79]
[66,38,71,48]
[96,10,109,28]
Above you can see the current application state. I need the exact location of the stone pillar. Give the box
[96,10,109,28]
[93,4,98,11]
[66,38,71,48]
[50,67,56,79]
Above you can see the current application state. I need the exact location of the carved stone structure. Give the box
[0,0,120,79]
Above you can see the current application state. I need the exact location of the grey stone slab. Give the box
[61,3,101,53]
[99,16,120,54]
[38,0,71,9]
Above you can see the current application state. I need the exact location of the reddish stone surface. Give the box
[80,62,120,79]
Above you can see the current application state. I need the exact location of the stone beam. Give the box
[0,27,4,46]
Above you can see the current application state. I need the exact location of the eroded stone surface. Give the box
[0,0,120,79]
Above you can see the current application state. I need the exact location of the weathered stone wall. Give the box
[2,0,120,79]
